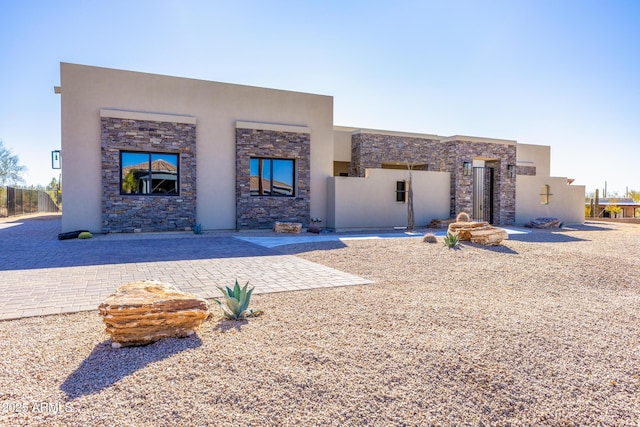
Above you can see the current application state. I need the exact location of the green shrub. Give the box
[443,232,460,249]
[78,231,93,239]
[214,280,259,320]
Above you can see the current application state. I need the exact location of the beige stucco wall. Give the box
[516,143,550,177]
[327,169,450,229]
[516,176,585,224]
[60,63,333,232]
[333,127,355,162]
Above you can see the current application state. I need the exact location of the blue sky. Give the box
[1,0,638,196]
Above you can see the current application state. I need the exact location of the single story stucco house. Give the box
[56,63,584,233]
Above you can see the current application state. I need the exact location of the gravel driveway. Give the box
[1,221,639,426]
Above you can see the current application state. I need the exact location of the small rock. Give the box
[428,218,455,229]
[423,233,438,243]
[307,225,321,234]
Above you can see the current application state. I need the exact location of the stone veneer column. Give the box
[236,123,311,229]
[101,111,196,233]
[444,140,516,225]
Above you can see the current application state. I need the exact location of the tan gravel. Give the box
[1,221,640,426]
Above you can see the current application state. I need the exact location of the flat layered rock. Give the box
[447,218,507,246]
[469,227,508,246]
[448,221,491,241]
[273,221,302,234]
[98,280,209,348]
[525,217,562,228]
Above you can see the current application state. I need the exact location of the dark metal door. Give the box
[472,167,494,223]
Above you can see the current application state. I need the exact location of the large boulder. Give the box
[98,280,209,348]
[273,221,302,234]
[469,227,509,246]
[448,221,490,241]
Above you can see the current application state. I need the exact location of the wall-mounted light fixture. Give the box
[51,150,61,169]
[463,161,472,176]
[507,164,515,178]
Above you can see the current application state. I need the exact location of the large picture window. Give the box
[250,158,294,196]
[121,151,179,195]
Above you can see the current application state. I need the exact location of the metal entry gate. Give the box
[472,167,494,223]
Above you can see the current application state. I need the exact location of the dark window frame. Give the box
[120,151,180,196]
[396,180,407,203]
[250,157,295,197]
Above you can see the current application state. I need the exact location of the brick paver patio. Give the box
[0,214,372,320]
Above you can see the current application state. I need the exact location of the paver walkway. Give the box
[0,215,372,321]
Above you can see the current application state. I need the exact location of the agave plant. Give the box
[443,232,460,249]
[215,280,255,320]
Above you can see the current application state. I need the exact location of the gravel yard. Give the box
[1,221,639,426]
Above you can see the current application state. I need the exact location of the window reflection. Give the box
[250,158,294,196]
[121,152,179,195]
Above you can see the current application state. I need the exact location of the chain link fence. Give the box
[0,186,59,218]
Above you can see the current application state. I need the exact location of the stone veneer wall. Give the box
[350,133,442,177]
[101,117,196,233]
[517,165,536,176]
[236,128,310,229]
[444,140,516,225]
[351,133,517,225]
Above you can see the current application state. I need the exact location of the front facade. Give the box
[58,63,584,233]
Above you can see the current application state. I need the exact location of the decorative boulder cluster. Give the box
[447,213,508,246]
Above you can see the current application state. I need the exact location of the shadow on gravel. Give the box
[273,240,348,255]
[60,335,202,400]
[213,319,249,333]
[507,232,588,243]
[463,243,519,254]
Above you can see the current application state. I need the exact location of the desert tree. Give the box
[0,140,27,186]
[405,161,416,230]
[628,190,640,202]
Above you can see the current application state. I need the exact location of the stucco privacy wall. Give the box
[100,111,196,232]
[59,62,333,233]
[236,122,311,229]
[333,127,353,162]
[350,131,517,225]
[327,169,450,229]
[516,176,585,225]
[517,144,550,177]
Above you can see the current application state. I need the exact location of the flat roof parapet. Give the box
[441,135,517,145]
